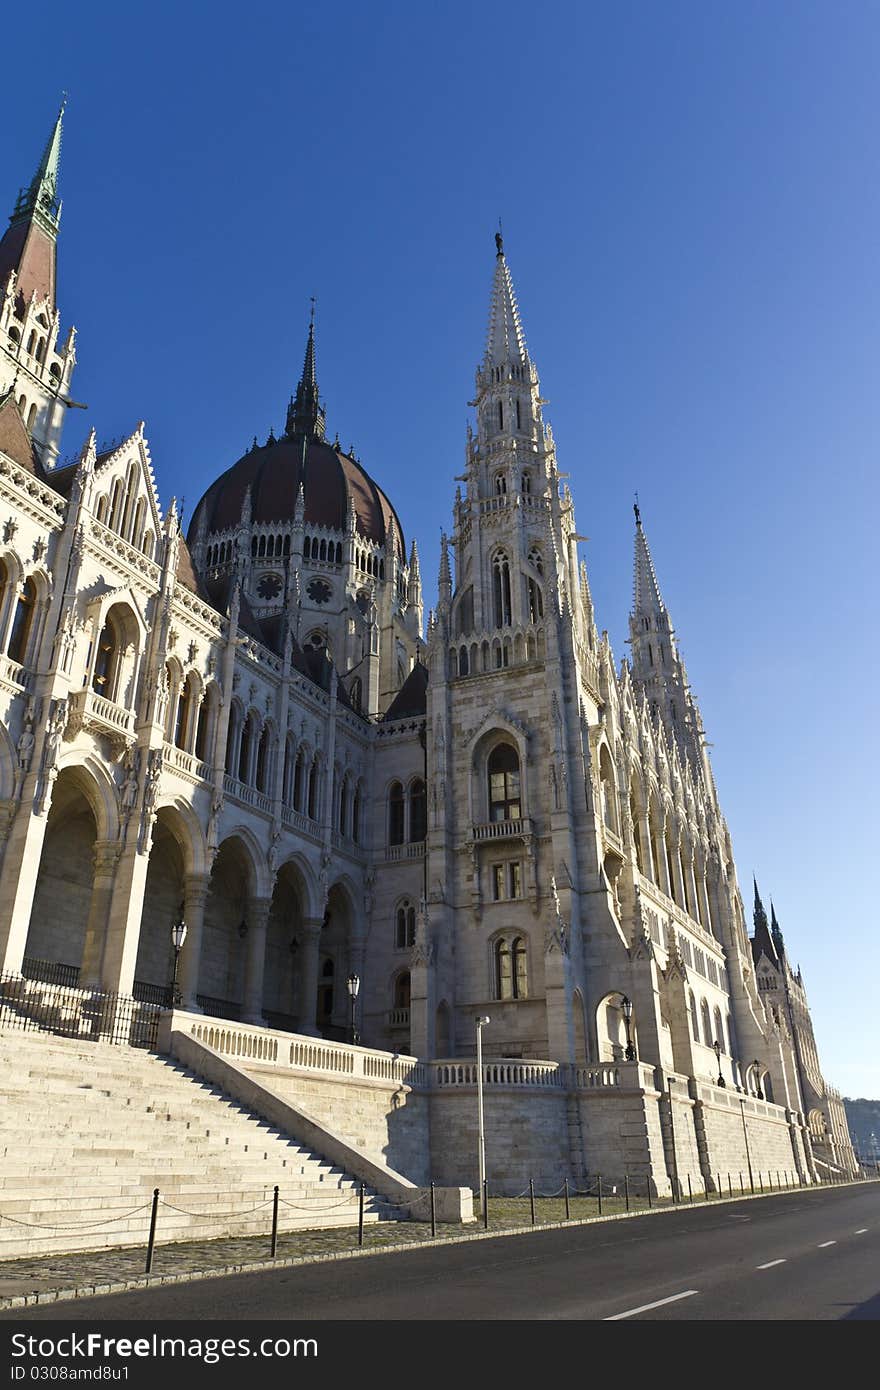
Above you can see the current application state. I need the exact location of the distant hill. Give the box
[843,1098,880,1164]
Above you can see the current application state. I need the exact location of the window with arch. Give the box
[689,991,700,1042]
[713,1006,725,1053]
[395,900,416,949]
[494,471,507,495]
[388,781,405,845]
[173,673,190,750]
[488,743,521,822]
[7,577,37,667]
[526,575,543,623]
[700,999,713,1047]
[492,552,512,627]
[394,971,411,1012]
[409,778,427,842]
[307,754,319,819]
[91,613,121,698]
[528,548,543,576]
[521,469,531,495]
[494,935,528,1000]
[255,724,271,792]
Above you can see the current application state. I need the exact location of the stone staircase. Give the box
[0,1028,402,1259]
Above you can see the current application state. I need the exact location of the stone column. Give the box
[296,917,323,1037]
[178,872,211,1009]
[99,841,151,996]
[79,840,123,986]
[242,895,271,1024]
[0,804,51,975]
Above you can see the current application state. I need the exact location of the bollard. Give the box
[687,1174,693,1204]
[358,1182,365,1247]
[271,1185,279,1258]
[430,1182,436,1239]
[529,1178,536,1226]
[769,1171,774,1191]
[776,1170,781,1190]
[145,1188,160,1274]
[483,1179,489,1230]
[728,1173,732,1199]
[625,1173,630,1212]
[597,1175,602,1216]
[716,1172,721,1201]
[647,1180,652,1209]
[564,1177,571,1221]
[740,1172,745,1196]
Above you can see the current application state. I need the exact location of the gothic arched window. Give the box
[388,781,405,845]
[7,577,37,667]
[492,552,512,627]
[395,900,416,949]
[409,779,427,843]
[494,935,528,1000]
[488,743,521,823]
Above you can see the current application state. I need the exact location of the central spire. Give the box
[632,501,666,617]
[10,97,65,237]
[484,234,529,369]
[286,302,325,440]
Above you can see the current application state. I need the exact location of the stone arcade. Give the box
[0,106,856,1203]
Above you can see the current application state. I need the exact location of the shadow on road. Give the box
[841,1291,880,1320]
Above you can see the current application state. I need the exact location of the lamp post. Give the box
[621,995,636,1062]
[347,972,360,1045]
[713,1039,725,1087]
[476,1015,490,1215]
[752,1060,764,1100]
[170,915,187,1008]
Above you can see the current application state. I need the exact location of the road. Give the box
[2,1184,877,1322]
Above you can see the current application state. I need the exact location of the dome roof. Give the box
[188,434,405,560]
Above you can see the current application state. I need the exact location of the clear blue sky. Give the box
[3,2,877,1098]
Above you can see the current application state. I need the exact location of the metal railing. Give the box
[0,972,162,1049]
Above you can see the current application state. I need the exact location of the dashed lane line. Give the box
[855,1229,868,1234]
[817,1241,836,1248]
[604,1290,699,1321]
[756,1259,787,1269]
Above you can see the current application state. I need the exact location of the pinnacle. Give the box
[632,508,666,618]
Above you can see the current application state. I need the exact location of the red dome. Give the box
[188,435,405,560]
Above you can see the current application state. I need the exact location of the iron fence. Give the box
[0,971,162,1048]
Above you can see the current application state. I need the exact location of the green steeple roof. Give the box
[9,98,65,238]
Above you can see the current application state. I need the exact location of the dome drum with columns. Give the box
[0,110,855,1194]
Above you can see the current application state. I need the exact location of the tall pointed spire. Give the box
[632,500,666,618]
[0,99,66,307]
[485,231,529,369]
[286,301,325,440]
[770,900,785,959]
[751,878,778,967]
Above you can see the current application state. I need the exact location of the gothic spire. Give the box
[286,303,325,440]
[484,233,529,369]
[770,900,785,959]
[751,878,778,968]
[632,501,666,618]
[0,98,66,307]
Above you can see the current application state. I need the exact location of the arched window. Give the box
[494,471,507,495]
[225,704,241,775]
[238,714,254,784]
[521,467,530,493]
[349,677,362,712]
[488,743,520,822]
[173,675,190,749]
[713,1007,725,1053]
[492,552,512,627]
[701,999,713,1047]
[338,777,348,836]
[409,778,427,842]
[497,400,503,431]
[91,614,120,697]
[599,746,618,833]
[26,402,37,431]
[307,755,319,819]
[388,781,405,845]
[395,900,416,949]
[195,685,214,762]
[394,971,411,1011]
[528,548,543,576]
[689,991,700,1042]
[7,577,37,666]
[255,725,270,792]
[494,935,528,1000]
[527,576,543,623]
[293,749,305,811]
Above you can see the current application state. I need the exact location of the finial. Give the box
[495,219,504,258]
[634,493,641,527]
[309,296,316,328]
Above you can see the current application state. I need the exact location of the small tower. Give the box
[285,305,325,441]
[0,101,77,466]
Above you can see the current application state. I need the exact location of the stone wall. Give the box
[428,1087,570,1193]
[244,1063,431,1184]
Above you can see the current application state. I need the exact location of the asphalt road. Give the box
[2,1184,877,1323]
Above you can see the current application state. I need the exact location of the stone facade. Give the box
[0,109,856,1196]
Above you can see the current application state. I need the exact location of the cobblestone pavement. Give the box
[0,1196,654,1305]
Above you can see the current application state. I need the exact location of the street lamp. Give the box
[752,1060,764,1100]
[170,915,187,1008]
[713,1039,726,1087]
[476,1015,490,1215]
[347,972,361,1045]
[621,995,636,1062]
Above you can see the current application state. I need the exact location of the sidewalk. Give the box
[1,1181,866,1311]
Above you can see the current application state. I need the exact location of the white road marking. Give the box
[855,1229,868,1234]
[756,1259,787,1269]
[604,1290,699,1320]
[817,1241,836,1248]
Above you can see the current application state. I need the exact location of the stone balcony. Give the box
[65,687,135,758]
[472,817,532,843]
